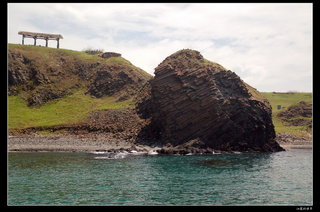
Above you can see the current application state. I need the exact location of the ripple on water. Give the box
[8,149,313,206]
[196,159,233,166]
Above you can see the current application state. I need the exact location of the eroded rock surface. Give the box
[8,46,152,105]
[276,101,312,129]
[137,49,284,152]
[100,52,121,59]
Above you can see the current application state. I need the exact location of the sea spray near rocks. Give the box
[136,49,284,152]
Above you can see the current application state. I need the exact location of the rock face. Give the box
[277,101,312,129]
[8,45,152,105]
[277,101,312,119]
[137,49,284,152]
[100,52,121,59]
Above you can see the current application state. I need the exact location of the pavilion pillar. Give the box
[45,38,48,47]
[22,35,25,45]
[33,36,37,46]
[56,38,59,48]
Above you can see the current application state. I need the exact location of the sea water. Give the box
[8,149,312,206]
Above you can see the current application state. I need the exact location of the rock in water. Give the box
[137,49,284,152]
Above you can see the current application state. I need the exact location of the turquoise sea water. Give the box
[8,149,313,206]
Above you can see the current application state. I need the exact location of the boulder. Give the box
[136,49,284,152]
[101,52,121,59]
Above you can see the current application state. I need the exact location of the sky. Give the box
[8,3,313,92]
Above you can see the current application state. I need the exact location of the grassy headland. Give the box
[8,44,151,131]
[8,89,135,129]
[261,92,312,137]
[8,44,312,139]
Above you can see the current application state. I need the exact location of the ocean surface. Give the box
[8,149,313,206]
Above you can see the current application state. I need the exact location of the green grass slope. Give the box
[8,45,312,137]
[261,92,312,136]
[8,89,135,129]
[8,43,149,74]
[8,44,151,130]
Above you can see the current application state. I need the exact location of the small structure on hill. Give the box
[18,31,63,48]
[100,52,122,59]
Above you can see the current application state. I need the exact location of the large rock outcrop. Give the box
[137,49,284,152]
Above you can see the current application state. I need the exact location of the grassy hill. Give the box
[8,89,135,129]
[8,44,152,131]
[261,92,312,136]
[8,44,312,138]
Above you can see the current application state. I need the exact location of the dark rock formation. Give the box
[277,101,312,119]
[136,49,284,152]
[277,101,312,129]
[8,52,51,86]
[27,86,70,106]
[101,52,121,59]
[86,67,146,101]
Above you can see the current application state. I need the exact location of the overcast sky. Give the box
[8,3,312,92]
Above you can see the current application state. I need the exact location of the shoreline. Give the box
[275,132,312,150]
[8,134,158,153]
[8,133,312,153]
[279,143,312,150]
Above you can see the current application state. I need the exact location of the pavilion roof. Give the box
[18,31,63,40]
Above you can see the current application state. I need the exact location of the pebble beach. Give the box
[8,132,312,153]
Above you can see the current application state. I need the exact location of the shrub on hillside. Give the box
[83,48,104,55]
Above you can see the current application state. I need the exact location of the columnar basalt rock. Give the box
[136,49,284,152]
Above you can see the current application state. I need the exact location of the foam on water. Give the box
[94,156,114,160]
[148,150,159,155]
[91,151,109,155]
[92,152,128,160]
[91,150,149,159]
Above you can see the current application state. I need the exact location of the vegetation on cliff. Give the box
[8,45,312,147]
[8,44,151,131]
[261,92,312,137]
